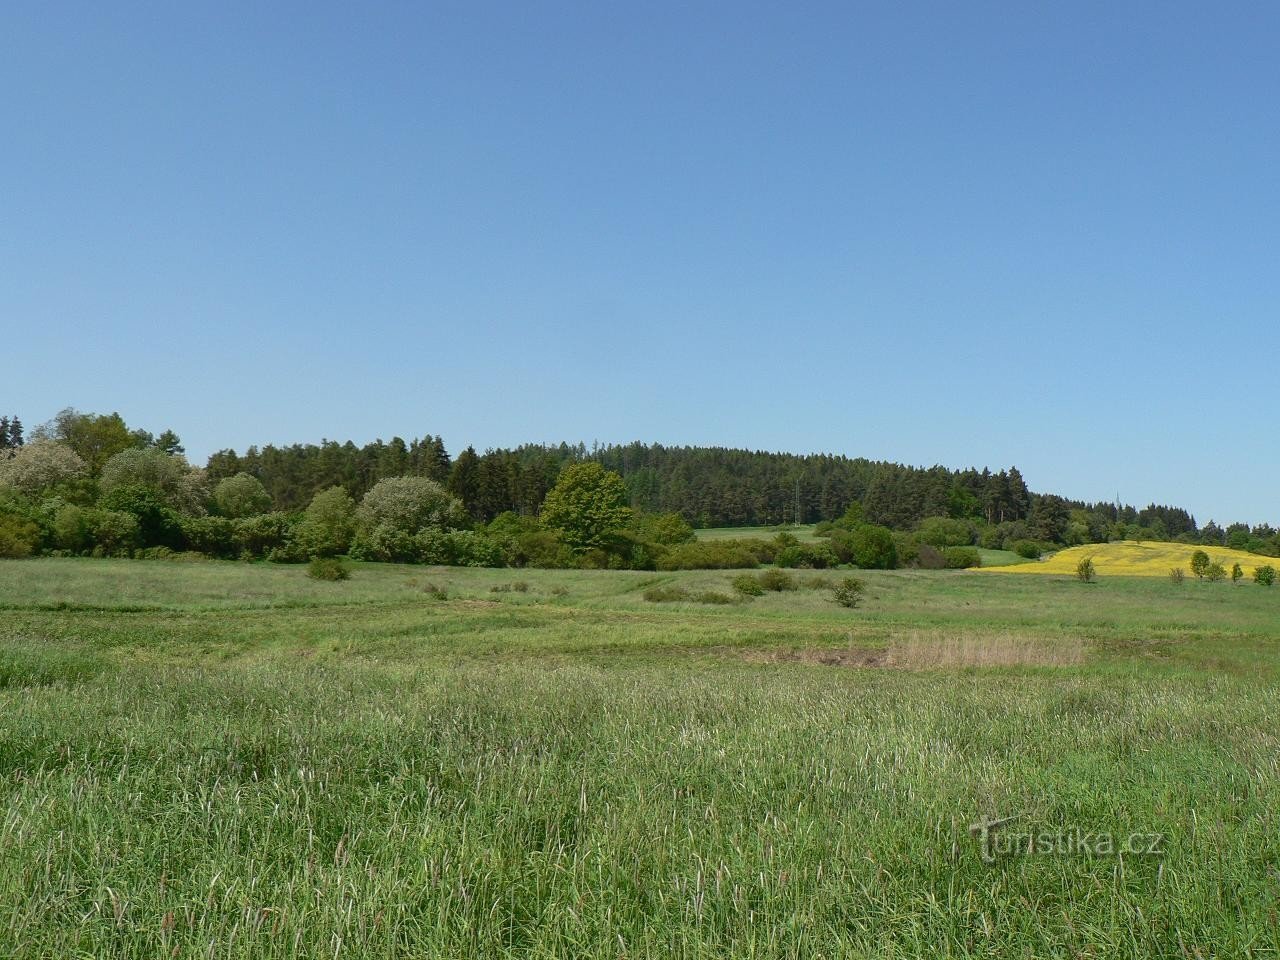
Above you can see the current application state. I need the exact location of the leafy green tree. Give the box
[1205,562,1227,583]
[1190,550,1211,579]
[213,473,273,518]
[357,477,465,536]
[850,524,898,569]
[1231,562,1244,585]
[39,409,137,474]
[1076,556,1096,582]
[0,515,39,557]
[1254,565,1276,587]
[295,486,357,558]
[0,440,86,495]
[539,463,631,552]
[916,516,972,548]
[100,448,206,514]
[98,485,184,549]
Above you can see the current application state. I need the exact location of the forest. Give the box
[2,408,1277,569]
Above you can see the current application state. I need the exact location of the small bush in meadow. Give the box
[691,591,735,605]
[730,574,765,597]
[1011,539,1041,559]
[943,546,981,569]
[1231,563,1244,585]
[1254,565,1276,587]
[1190,550,1211,579]
[307,557,350,581]
[1076,556,1096,583]
[829,576,866,608]
[1205,562,1227,583]
[490,581,530,594]
[1169,567,1185,585]
[758,569,798,592]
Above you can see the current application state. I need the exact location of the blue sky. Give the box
[3,2,1277,524]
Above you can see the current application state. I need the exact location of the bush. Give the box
[1076,556,1096,583]
[691,591,735,604]
[655,539,765,571]
[180,515,239,558]
[1231,563,1244,585]
[1254,565,1276,587]
[213,473,273,518]
[1169,567,1185,585]
[943,547,981,569]
[730,573,765,597]
[233,512,297,558]
[98,484,185,549]
[0,515,39,558]
[916,517,973,548]
[357,477,465,538]
[89,509,140,556]
[758,568,798,592]
[1190,550,1211,579]
[829,576,866,608]
[1011,539,1041,559]
[307,557,351,581]
[850,525,898,569]
[1205,562,1226,583]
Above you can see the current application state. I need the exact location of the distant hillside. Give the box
[979,541,1278,578]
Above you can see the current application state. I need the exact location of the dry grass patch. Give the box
[887,632,1086,669]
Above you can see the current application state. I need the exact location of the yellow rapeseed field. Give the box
[978,540,1277,578]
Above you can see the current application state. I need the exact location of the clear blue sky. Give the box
[4,2,1277,524]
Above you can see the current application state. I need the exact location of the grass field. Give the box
[981,539,1278,578]
[694,524,823,543]
[2,557,1279,957]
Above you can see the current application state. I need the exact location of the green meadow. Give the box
[1,557,1278,958]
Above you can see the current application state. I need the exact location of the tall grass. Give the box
[0,558,1278,956]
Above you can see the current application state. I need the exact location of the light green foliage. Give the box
[306,556,350,581]
[212,472,273,518]
[1205,562,1227,583]
[829,575,866,607]
[1255,565,1276,587]
[916,516,972,548]
[294,486,357,558]
[355,476,465,537]
[1190,549,1211,579]
[1231,563,1244,584]
[0,515,39,557]
[38,408,135,473]
[0,440,86,495]
[1076,555,1096,582]
[629,511,695,546]
[539,462,631,551]
[99,448,206,514]
[0,560,1279,955]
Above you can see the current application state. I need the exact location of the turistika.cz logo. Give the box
[968,815,1165,865]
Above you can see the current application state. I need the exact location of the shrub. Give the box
[829,576,866,608]
[1076,556,1096,583]
[1205,562,1227,583]
[1254,565,1276,587]
[943,547,981,569]
[357,477,465,538]
[180,515,239,558]
[1190,550,1211,579]
[213,473,273,518]
[655,540,764,571]
[89,510,140,556]
[233,512,296,558]
[0,440,86,496]
[0,515,39,558]
[916,517,972,548]
[692,591,735,604]
[730,573,765,597]
[758,569,798,592]
[490,581,530,594]
[1011,539,1041,559]
[307,557,350,581]
[100,448,205,514]
[99,484,185,549]
[1231,563,1244,585]
[916,543,946,569]
[643,584,690,602]
[850,525,898,569]
[1169,567,1185,585]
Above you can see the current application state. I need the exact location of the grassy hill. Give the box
[980,539,1277,578]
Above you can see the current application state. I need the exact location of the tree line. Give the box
[1,408,1276,567]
